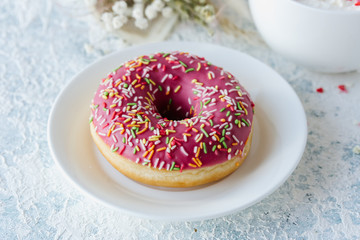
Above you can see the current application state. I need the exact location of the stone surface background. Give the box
[1,0,360,239]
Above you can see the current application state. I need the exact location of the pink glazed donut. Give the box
[90,51,254,187]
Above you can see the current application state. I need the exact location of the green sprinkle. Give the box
[113,65,123,72]
[155,116,161,119]
[207,62,212,66]
[185,68,195,73]
[169,98,172,105]
[200,127,209,137]
[150,126,155,131]
[220,108,226,112]
[241,119,250,126]
[103,107,107,111]
[131,129,136,139]
[127,103,136,106]
[103,91,109,96]
[94,104,99,109]
[205,99,211,105]
[133,148,137,154]
[203,142,207,154]
[122,137,126,144]
[209,119,214,127]
[193,91,198,95]
[123,83,128,88]
[226,111,230,117]
[235,86,240,89]
[237,102,242,110]
[158,86,163,91]
[89,116,93,124]
[179,60,187,68]
[144,78,150,84]
[170,161,176,171]
[224,124,229,129]
[112,147,119,152]
[235,119,239,125]
[222,141,228,149]
[219,137,225,143]
[173,167,180,171]
[166,137,169,144]
[137,114,143,121]
[163,53,170,57]
[200,101,203,109]
[212,145,217,152]
[222,129,226,136]
[235,113,241,116]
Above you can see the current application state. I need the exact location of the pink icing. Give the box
[90,52,254,171]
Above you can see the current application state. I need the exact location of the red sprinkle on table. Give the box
[338,85,347,93]
[316,87,324,93]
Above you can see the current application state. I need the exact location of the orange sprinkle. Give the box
[157,147,166,152]
[189,163,198,168]
[148,150,154,160]
[136,127,147,135]
[143,151,149,158]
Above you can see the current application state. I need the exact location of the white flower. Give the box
[101,12,113,23]
[112,1,127,15]
[134,0,144,3]
[112,15,128,29]
[145,5,158,20]
[195,5,215,23]
[152,0,165,11]
[135,17,149,29]
[132,3,144,19]
[161,6,173,18]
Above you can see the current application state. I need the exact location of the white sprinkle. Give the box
[112,135,117,143]
[183,135,188,142]
[136,158,140,163]
[176,106,182,111]
[180,146,189,156]
[153,158,159,168]
[154,140,161,145]
[232,135,240,143]
[194,146,198,154]
[235,150,239,155]
[228,154,231,160]
[98,132,106,136]
[171,64,182,69]
[158,161,165,170]
[99,118,106,126]
[166,163,170,171]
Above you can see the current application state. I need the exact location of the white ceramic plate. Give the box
[48,42,307,221]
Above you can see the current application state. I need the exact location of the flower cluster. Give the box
[87,0,217,32]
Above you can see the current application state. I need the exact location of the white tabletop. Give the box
[1,0,360,239]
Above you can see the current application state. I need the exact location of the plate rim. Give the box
[48,41,308,221]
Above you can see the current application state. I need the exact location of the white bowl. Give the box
[249,0,360,73]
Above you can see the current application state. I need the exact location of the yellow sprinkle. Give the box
[131,79,137,85]
[238,91,243,97]
[168,137,174,148]
[149,79,156,85]
[183,133,191,136]
[141,86,145,90]
[208,72,212,80]
[110,104,116,108]
[136,146,140,152]
[220,119,226,122]
[200,123,205,128]
[232,142,238,146]
[157,147,166,152]
[147,92,154,101]
[192,79,197,83]
[136,74,141,79]
[122,75,126,80]
[135,84,142,88]
[174,85,181,93]
[102,96,108,99]
[195,133,203,143]
[197,62,201,71]
[124,118,131,123]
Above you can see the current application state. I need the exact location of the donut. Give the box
[89,51,254,188]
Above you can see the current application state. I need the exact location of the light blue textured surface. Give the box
[1,0,360,239]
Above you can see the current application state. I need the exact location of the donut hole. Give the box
[156,99,191,121]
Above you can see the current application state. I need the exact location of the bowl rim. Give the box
[287,0,360,15]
